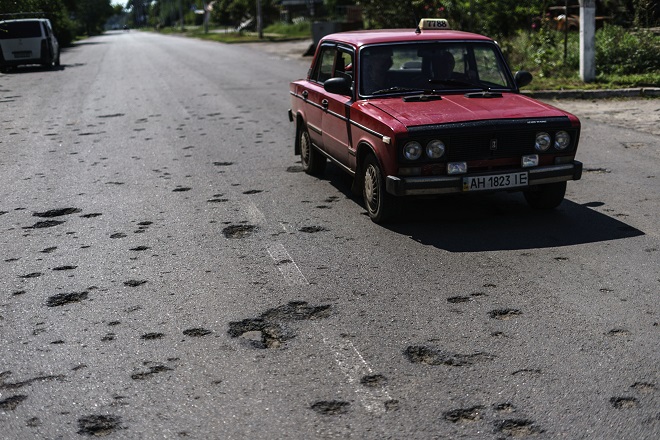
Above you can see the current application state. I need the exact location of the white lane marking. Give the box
[320,332,393,414]
[267,242,308,286]
[264,238,394,413]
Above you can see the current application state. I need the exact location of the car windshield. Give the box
[360,42,514,97]
[0,21,42,39]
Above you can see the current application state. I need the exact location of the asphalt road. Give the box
[1,31,658,439]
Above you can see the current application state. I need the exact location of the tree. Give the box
[76,0,115,35]
[0,0,76,45]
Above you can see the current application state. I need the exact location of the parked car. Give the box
[0,18,60,72]
[289,18,583,223]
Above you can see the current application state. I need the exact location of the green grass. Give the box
[524,72,660,90]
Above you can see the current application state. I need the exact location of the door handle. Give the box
[321,99,329,108]
[302,90,308,99]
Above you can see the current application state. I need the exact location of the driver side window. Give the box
[312,47,336,84]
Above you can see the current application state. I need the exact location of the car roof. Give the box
[320,28,493,49]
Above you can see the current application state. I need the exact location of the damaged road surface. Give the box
[0,31,658,439]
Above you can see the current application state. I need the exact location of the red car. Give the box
[289,19,582,223]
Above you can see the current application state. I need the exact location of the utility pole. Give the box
[257,0,263,39]
[579,0,596,82]
[179,0,184,32]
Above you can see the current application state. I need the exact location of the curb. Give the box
[523,87,660,99]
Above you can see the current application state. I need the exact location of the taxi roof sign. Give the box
[417,18,451,31]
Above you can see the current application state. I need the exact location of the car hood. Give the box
[366,93,572,127]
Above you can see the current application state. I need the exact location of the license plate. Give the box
[13,51,31,58]
[463,172,528,192]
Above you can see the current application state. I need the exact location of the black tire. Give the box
[523,181,567,209]
[298,124,326,176]
[362,154,397,223]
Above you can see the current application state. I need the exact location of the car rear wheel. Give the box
[298,124,326,176]
[523,181,566,209]
[363,154,397,223]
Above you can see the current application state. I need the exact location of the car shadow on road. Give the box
[385,194,644,252]
[319,162,643,252]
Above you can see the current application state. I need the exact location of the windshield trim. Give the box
[358,40,516,99]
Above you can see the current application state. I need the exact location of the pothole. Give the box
[310,400,350,415]
[53,265,77,271]
[610,396,639,409]
[494,419,543,437]
[131,365,172,380]
[183,328,212,337]
[299,226,327,233]
[606,328,629,337]
[141,333,164,340]
[360,374,387,388]
[46,291,88,307]
[489,309,522,320]
[222,224,257,239]
[77,415,122,436]
[24,220,64,229]
[124,280,147,287]
[33,208,81,218]
[404,346,495,366]
[228,301,331,349]
[0,394,27,410]
[443,405,485,423]
[631,382,656,393]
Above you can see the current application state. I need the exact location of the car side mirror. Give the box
[324,77,353,96]
[514,71,533,89]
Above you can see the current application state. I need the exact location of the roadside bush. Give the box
[503,23,659,83]
[596,24,660,74]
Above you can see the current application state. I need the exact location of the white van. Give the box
[0,18,60,72]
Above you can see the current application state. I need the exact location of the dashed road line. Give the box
[266,239,395,413]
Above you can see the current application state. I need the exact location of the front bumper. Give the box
[386,161,583,196]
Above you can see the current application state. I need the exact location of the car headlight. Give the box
[554,131,570,150]
[535,132,551,152]
[403,141,422,160]
[426,140,445,159]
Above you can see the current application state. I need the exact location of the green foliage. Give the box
[263,21,311,39]
[0,0,113,44]
[595,24,660,74]
[502,24,659,88]
[358,0,545,38]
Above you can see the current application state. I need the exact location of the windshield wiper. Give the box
[370,86,423,95]
[428,79,504,98]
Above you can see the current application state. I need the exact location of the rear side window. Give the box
[0,21,43,39]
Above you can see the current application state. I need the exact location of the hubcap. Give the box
[300,131,310,166]
[364,165,379,212]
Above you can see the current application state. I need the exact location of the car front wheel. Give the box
[523,181,567,209]
[298,123,326,176]
[363,154,397,223]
